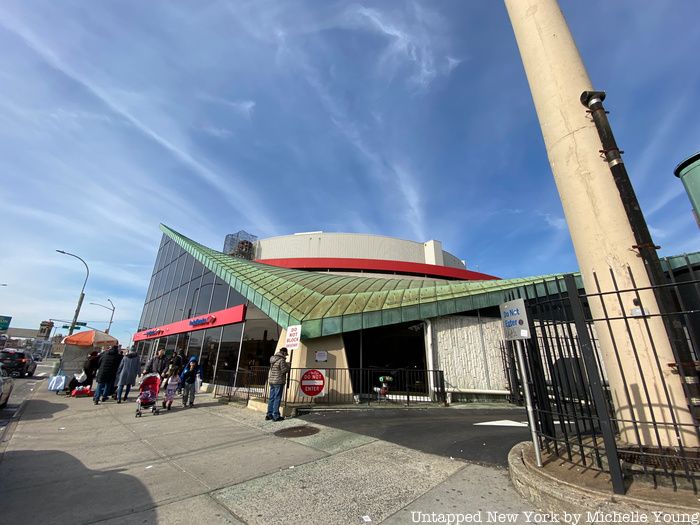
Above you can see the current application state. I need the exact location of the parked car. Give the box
[0,349,38,377]
[0,364,15,408]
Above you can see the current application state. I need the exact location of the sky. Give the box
[1,0,699,346]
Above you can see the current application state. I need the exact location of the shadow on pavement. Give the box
[13,399,70,421]
[0,449,154,525]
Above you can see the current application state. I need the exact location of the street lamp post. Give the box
[90,299,116,334]
[56,250,89,336]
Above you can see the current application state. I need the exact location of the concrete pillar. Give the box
[504,0,696,446]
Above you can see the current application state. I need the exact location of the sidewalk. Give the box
[0,385,535,525]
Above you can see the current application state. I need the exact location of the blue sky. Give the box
[1,1,699,345]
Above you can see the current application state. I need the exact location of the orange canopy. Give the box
[62,329,118,347]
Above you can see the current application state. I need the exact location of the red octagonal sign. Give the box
[300,369,326,397]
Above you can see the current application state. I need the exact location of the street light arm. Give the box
[90,302,114,311]
[89,299,116,334]
[56,250,90,294]
[56,250,90,335]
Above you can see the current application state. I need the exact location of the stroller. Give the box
[136,373,161,417]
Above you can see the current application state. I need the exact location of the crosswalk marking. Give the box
[474,420,529,427]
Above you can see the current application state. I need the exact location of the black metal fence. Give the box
[504,258,700,494]
[214,366,447,406]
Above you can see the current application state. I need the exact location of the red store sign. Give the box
[134,304,246,342]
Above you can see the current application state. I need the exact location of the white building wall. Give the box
[432,316,508,393]
[255,232,466,269]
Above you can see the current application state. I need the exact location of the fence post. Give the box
[405,369,409,406]
[564,274,626,494]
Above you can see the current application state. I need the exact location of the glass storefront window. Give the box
[186,329,204,360]
[239,303,280,370]
[155,293,170,326]
[173,254,186,289]
[191,260,204,283]
[164,256,178,295]
[157,241,170,272]
[164,335,177,358]
[173,285,188,322]
[194,271,214,317]
[213,323,243,385]
[198,328,221,383]
[228,288,246,308]
[181,256,194,288]
[184,272,203,319]
[163,288,178,325]
[209,277,228,312]
[145,301,157,330]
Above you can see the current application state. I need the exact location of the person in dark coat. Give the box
[115,348,141,403]
[83,351,100,388]
[66,350,100,393]
[110,350,124,399]
[93,346,121,405]
[144,349,168,377]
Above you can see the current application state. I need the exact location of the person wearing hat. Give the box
[266,347,291,422]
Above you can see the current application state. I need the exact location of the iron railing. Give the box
[214,366,447,406]
[504,258,700,494]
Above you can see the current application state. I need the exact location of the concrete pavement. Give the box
[0,385,537,525]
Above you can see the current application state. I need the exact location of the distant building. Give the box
[223,230,258,258]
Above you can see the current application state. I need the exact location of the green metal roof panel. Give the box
[158,224,598,338]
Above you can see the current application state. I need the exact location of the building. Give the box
[134,225,542,400]
[223,230,258,257]
[134,225,699,402]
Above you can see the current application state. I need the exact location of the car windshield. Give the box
[0,351,21,361]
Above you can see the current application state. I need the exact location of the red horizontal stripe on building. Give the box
[134,304,246,342]
[256,257,500,281]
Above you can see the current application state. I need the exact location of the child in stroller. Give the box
[136,373,161,417]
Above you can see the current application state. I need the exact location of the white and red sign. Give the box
[285,324,302,350]
[299,369,326,397]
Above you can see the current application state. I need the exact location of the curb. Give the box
[0,384,39,460]
[508,441,700,517]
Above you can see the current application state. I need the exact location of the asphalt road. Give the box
[0,361,53,439]
[300,406,531,467]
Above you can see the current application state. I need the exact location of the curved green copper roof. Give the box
[160,224,576,339]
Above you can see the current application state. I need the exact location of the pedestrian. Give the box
[83,351,99,388]
[179,357,201,408]
[93,345,121,405]
[161,365,180,411]
[174,348,187,394]
[66,350,99,393]
[111,349,124,399]
[115,347,140,403]
[144,348,168,377]
[265,347,291,422]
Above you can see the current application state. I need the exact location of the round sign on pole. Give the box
[300,369,326,397]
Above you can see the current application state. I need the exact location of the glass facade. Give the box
[135,235,280,383]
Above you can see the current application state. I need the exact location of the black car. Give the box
[0,349,38,377]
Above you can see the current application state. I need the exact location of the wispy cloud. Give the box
[199,94,256,118]
[345,3,456,89]
[0,12,278,236]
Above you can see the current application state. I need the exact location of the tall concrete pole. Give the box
[504,0,697,447]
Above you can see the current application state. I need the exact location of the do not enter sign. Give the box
[300,369,326,397]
